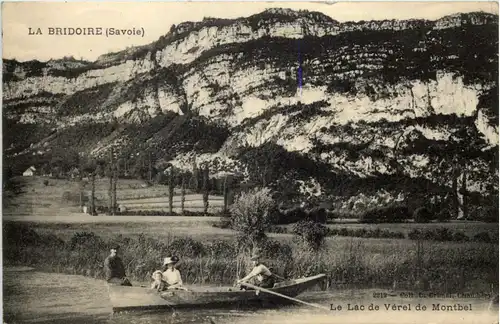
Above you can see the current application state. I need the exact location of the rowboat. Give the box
[108,274,326,312]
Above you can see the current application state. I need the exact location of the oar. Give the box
[239,282,330,311]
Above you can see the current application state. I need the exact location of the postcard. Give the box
[2,1,499,324]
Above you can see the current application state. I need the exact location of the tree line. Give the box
[80,150,235,216]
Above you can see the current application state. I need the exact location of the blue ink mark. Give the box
[297,40,303,99]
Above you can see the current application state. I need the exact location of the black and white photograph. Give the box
[2,1,499,323]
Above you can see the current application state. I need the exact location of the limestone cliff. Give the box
[3,9,498,215]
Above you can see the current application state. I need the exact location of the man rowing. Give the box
[104,245,132,286]
[237,250,284,289]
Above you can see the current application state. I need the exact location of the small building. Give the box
[22,166,36,177]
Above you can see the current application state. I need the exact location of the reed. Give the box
[3,222,498,293]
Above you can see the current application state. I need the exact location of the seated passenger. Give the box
[160,256,188,291]
[151,270,166,291]
[104,245,132,286]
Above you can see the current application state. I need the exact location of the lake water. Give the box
[3,267,498,324]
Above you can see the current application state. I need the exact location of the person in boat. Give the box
[104,245,132,286]
[237,251,284,289]
[153,256,188,291]
[151,270,166,291]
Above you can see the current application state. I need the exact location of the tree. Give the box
[192,163,200,192]
[108,148,114,215]
[229,187,274,251]
[181,174,186,214]
[223,176,229,215]
[169,168,174,214]
[202,165,210,215]
[90,172,96,216]
[3,167,24,209]
[82,162,97,216]
[95,159,107,178]
[112,165,117,214]
[148,152,153,182]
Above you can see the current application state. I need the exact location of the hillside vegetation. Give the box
[3,9,498,219]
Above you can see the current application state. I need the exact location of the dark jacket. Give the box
[104,255,126,281]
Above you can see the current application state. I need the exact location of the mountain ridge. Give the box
[3,9,498,219]
[3,10,496,66]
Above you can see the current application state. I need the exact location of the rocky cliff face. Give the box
[3,9,498,215]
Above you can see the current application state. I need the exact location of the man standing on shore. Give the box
[104,245,132,286]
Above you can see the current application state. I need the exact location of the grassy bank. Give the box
[266,225,498,243]
[4,222,498,293]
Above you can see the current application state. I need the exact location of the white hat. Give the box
[163,256,179,265]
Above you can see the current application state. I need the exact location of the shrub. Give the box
[306,207,328,223]
[277,207,308,224]
[359,205,409,223]
[268,205,285,224]
[408,229,423,240]
[476,207,499,223]
[413,207,434,223]
[230,187,274,247]
[3,222,41,247]
[292,220,328,251]
[436,208,452,222]
[43,180,49,186]
[434,227,454,241]
[473,232,493,243]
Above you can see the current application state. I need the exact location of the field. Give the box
[6,214,498,241]
[3,176,224,216]
[5,216,230,241]
[324,221,499,236]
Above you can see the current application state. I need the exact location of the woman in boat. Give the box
[159,255,188,291]
[237,251,284,289]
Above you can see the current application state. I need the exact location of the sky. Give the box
[2,1,498,62]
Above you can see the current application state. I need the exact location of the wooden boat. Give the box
[108,274,326,312]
